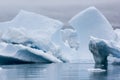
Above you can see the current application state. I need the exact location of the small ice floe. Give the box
[87,68,106,72]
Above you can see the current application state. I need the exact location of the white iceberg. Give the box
[0,10,64,64]
[0,9,78,63]
[69,7,115,60]
[87,68,106,72]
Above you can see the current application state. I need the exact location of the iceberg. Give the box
[89,36,120,69]
[0,10,64,64]
[69,7,115,60]
[0,10,79,64]
[89,37,110,69]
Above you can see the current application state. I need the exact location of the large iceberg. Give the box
[0,10,82,64]
[0,10,64,64]
[69,7,115,60]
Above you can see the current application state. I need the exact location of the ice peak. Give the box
[69,6,112,30]
[68,6,115,60]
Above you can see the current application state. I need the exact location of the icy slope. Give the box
[0,43,62,64]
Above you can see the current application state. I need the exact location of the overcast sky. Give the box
[0,0,119,27]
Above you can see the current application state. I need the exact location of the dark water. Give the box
[0,63,119,80]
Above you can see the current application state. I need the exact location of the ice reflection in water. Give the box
[0,63,119,80]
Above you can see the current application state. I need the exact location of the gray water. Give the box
[0,0,119,80]
[0,63,120,80]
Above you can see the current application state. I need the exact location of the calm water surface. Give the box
[0,63,119,80]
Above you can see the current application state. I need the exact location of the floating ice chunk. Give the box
[87,68,106,72]
[69,7,115,60]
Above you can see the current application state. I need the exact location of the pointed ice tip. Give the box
[85,6,101,14]
[68,6,108,25]
[86,6,101,13]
